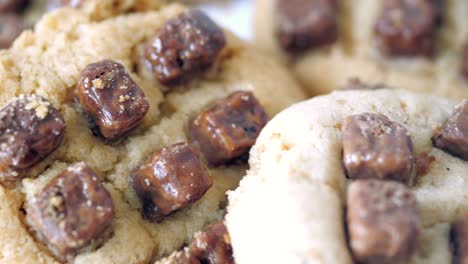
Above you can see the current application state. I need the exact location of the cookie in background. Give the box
[256,0,468,100]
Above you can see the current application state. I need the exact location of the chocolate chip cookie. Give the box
[0,4,306,263]
[227,85,468,263]
[256,0,468,100]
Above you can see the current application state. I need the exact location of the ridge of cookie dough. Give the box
[0,4,307,263]
[226,89,468,264]
[255,0,468,100]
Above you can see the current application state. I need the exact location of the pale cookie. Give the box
[226,87,468,263]
[0,4,306,263]
[255,0,468,100]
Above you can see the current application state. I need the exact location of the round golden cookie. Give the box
[0,4,306,263]
[255,0,468,100]
[226,88,468,263]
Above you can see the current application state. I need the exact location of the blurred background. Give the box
[198,0,253,41]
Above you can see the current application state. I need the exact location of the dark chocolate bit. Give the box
[131,143,213,222]
[0,0,29,13]
[45,0,83,11]
[375,0,442,57]
[452,212,468,264]
[189,91,268,166]
[342,113,414,184]
[275,0,338,52]
[414,152,435,177]
[432,100,468,161]
[76,60,149,141]
[0,13,26,49]
[27,162,114,260]
[144,9,226,88]
[163,222,235,264]
[188,222,235,264]
[347,179,421,264]
[0,95,65,182]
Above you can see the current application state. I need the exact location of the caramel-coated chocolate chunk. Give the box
[144,9,226,88]
[452,212,468,264]
[165,222,235,264]
[76,60,149,141]
[375,0,442,57]
[0,0,29,13]
[27,163,114,260]
[188,222,235,264]
[131,143,213,222]
[0,95,65,182]
[189,91,268,166]
[0,13,26,49]
[275,0,338,52]
[347,179,421,264]
[342,113,414,184]
[433,100,468,160]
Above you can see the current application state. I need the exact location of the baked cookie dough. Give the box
[0,0,170,49]
[255,0,468,100]
[226,87,468,263]
[0,3,306,263]
[0,0,227,49]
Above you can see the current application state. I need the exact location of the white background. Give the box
[198,0,254,41]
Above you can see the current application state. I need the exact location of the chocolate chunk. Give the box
[144,9,226,88]
[347,179,421,264]
[188,222,235,264]
[131,143,213,222]
[163,222,235,264]
[375,0,442,57]
[189,91,269,166]
[415,152,435,177]
[463,42,468,78]
[0,0,29,13]
[275,0,338,52]
[0,95,65,182]
[342,113,414,184]
[0,13,26,49]
[452,212,468,264]
[76,60,149,141]
[45,0,83,11]
[27,163,114,260]
[432,100,468,160]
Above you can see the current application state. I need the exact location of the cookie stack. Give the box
[0,1,466,264]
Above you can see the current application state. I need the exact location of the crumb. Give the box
[92,79,105,89]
